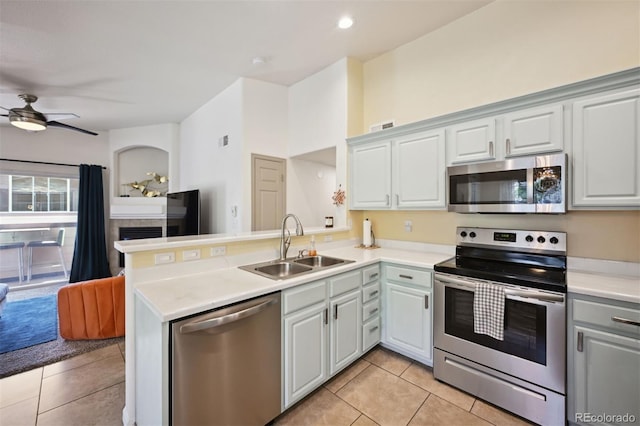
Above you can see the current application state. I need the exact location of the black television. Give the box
[166,189,201,237]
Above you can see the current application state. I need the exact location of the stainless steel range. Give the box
[433,227,567,426]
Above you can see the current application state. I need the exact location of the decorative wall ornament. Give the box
[332,184,345,206]
[126,172,169,197]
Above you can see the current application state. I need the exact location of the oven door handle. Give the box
[435,274,565,303]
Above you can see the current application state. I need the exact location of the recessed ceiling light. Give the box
[338,16,353,29]
[252,56,266,65]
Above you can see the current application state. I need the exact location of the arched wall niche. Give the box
[114,146,169,198]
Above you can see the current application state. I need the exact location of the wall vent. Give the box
[369,120,395,133]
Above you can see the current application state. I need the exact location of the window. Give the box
[0,174,79,213]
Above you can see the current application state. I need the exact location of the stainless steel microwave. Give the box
[447,153,566,213]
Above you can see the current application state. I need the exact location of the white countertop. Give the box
[134,246,451,322]
[567,270,640,304]
[134,246,640,322]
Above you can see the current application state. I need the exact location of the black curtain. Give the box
[69,164,111,283]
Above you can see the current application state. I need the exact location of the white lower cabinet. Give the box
[329,289,361,375]
[567,294,640,425]
[283,301,327,405]
[382,264,433,366]
[282,270,362,408]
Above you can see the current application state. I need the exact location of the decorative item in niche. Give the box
[125,172,169,197]
[332,184,345,206]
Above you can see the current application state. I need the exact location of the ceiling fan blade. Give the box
[47,120,98,136]
[43,112,79,121]
[1,114,8,117]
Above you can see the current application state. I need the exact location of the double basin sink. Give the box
[239,255,355,280]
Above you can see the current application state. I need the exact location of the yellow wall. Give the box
[362,211,640,263]
[358,0,640,263]
[364,0,640,128]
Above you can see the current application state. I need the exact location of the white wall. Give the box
[287,158,337,227]
[0,125,110,167]
[179,79,244,234]
[288,58,348,157]
[242,79,289,231]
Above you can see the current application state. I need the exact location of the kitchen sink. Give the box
[239,255,354,280]
[293,255,347,268]
[254,262,312,278]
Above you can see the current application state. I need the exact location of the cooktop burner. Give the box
[434,227,567,293]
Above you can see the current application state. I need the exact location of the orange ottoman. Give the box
[57,276,125,340]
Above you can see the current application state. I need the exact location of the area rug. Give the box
[0,294,58,354]
[0,293,124,379]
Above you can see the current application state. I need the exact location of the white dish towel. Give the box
[473,282,506,341]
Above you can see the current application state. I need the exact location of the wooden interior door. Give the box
[252,154,286,231]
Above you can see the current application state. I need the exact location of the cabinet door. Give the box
[350,141,392,209]
[447,118,496,165]
[503,104,564,157]
[384,283,432,364]
[393,130,446,209]
[572,89,640,207]
[329,289,361,376]
[572,326,640,422]
[283,303,327,407]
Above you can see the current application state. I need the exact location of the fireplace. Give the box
[118,226,162,267]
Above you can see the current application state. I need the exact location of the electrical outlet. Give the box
[211,246,226,256]
[404,220,413,232]
[154,252,175,265]
[324,235,333,242]
[182,249,201,261]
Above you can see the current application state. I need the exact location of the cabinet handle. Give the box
[370,273,379,279]
[425,295,429,310]
[324,308,328,325]
[334,304,338,320]
[612,316,640,327]
[489,141,494,157]
[369,290,379,297]
[386,194,390,206]
[506,138,511,155]
[577,331,583,352]
[369,308,379,315]
[369,325,379,332]
[396,194,399,205]
[399,274,413,280]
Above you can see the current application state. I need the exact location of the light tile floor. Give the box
[0,344,532,426]
[275,347,534,426]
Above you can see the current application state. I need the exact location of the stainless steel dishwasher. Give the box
[171,292,281,426]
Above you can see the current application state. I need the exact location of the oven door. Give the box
[434,273,565,394]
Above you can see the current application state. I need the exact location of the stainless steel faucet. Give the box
[279,214,304,260]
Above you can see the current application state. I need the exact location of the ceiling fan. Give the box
[1,94,98,136]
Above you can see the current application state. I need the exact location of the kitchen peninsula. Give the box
[116,227,639,426]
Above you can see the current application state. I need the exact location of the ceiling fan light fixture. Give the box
[9,115,47,131]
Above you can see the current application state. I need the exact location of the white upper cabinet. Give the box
[447,118,496,165]
[503,104,564,157]
[349,141,392,209]
[393,130,446,209]
[349,129,445,210]
[572,88,640,208]
[447,105,564,165]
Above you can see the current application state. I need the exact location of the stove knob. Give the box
[469,231,476,238]
[460,231,467,238]
[525,235,534,243]
[550,237,559,244]
[537,236,546,244]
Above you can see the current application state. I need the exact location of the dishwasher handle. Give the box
[180,297,277,334]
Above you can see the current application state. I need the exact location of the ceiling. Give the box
[0,0,492,134]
